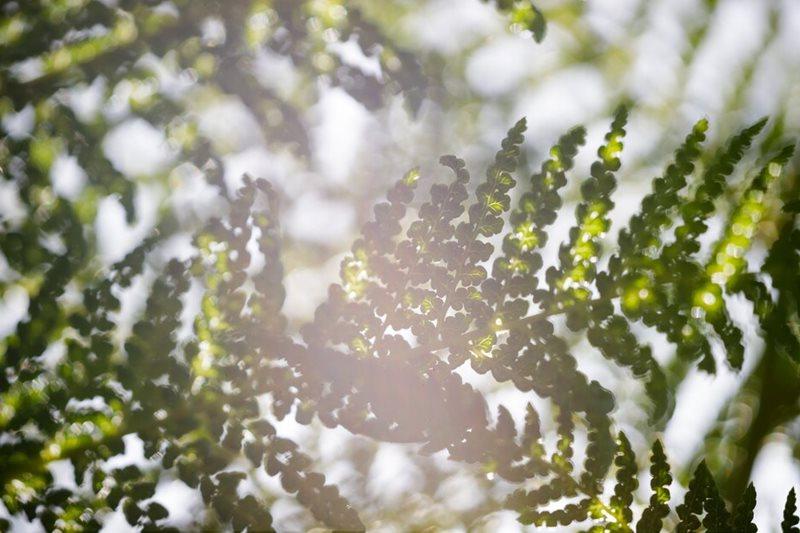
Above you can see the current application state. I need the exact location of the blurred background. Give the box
[2,0,800,530]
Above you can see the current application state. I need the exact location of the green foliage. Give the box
[482,0,547,42]
[303,110,794,529]
[0,0,428,171]
[611,432,637,527]
[732,484,758,533]
[2,103,799,528]
[2,1,800,531]
[636,440,671,532]
[784,488,800,533]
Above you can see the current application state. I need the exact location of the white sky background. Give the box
[2,0,800,530]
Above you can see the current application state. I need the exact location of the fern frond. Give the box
[636,440,672,532]
[544,106,628,321]
[2,81,796,528]
[615,118,709,269]
[698,144,795,368]
[4,0,799,529]
[731,483,758,533]
[702,472,732,532]
[784,488,800,533]
[676,460,712,532]
[667,118,768,260]
[635,119,770,370]
[611,432,638,526]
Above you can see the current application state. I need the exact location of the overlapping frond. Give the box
[2,98,798,528]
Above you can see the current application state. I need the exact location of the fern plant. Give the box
[2,1,800,531]
[2,101,797,530]
[296,109,798,530]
